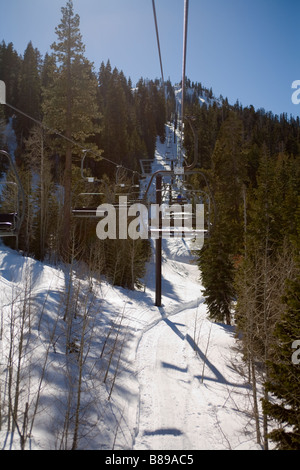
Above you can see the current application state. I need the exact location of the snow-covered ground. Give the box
[0,121,263,451]
[0,236,262,450]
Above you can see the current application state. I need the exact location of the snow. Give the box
[0,237,262,450]
[174,83,221,110]
[0,123,263,451]
[131,239,260,451]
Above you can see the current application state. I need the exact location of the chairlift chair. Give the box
[72,180,111,218]
[115,166,140,202]
[72,193,107,218]
[0,150,25,249]
[71,152,110,217]
[73,155,142,219]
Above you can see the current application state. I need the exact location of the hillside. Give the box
[1,0,300,452]
[0,125,263,451]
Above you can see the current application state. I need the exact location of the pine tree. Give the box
[199,219,235,325]
[16,42,42,142]
[262,199,300,450]
[199,112,246,325]
[98,60,112,107]
[23,125,54,260]
[234,143,300,448]
[149,80,166,143]
[134,78,157,158]
[41,53,56,90]
[262,271,300,450]
[102,67,129,169]
[42,0,100,257]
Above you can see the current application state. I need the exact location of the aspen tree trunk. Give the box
[63,142,72,257]
[262,232,270,451]
[40,130,46,261]
[251,357,262,445]
[62,25,73,258]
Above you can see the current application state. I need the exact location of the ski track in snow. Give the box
[134,308,204,450]
[131,266,245,451]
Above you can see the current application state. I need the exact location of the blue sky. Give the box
[1,0,300,117]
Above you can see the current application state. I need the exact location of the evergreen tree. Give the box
[102,67,129,169]
[234,141,300,448]
[199,219,235,325]
[98,60,112,107]
[199,112,246,325]
[16,42,42,143]
[41,52,56,90]
[262,199,300,450]
[262,269,300,450]
[23,125,54,260]
[148,80,166,143]
[134,78,157,158]
[42,0,100,256]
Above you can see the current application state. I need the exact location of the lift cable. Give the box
[152,0,164,85]
[4,101,143,179]
[181,0,189,125]
[179,0,189,162]
[3,1,190,200]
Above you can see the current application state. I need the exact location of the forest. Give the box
[0,0,299,450]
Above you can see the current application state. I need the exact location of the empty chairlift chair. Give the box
[0,150,25,249]
[72,151,109,218]
[72,156,142,219]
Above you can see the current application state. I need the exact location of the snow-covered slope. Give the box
[0,238,261,450]
[132,239,258,450]
[0,124,263,451]
[174,83,222,112]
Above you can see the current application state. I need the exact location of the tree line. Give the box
[183,83,300,450]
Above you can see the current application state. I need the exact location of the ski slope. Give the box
[130,238,259,450]
[0,238,262,450]
[129,127,261,450]
[0,121,263,451]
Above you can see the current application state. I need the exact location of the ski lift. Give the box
[72,150,111,218]
[140,159,153,177]
[72,179,112,218]
[72,193,106,218]
[0,150,25,249]
[143,167,215,241]
[72,153,142,219]
[115,166,140,203]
